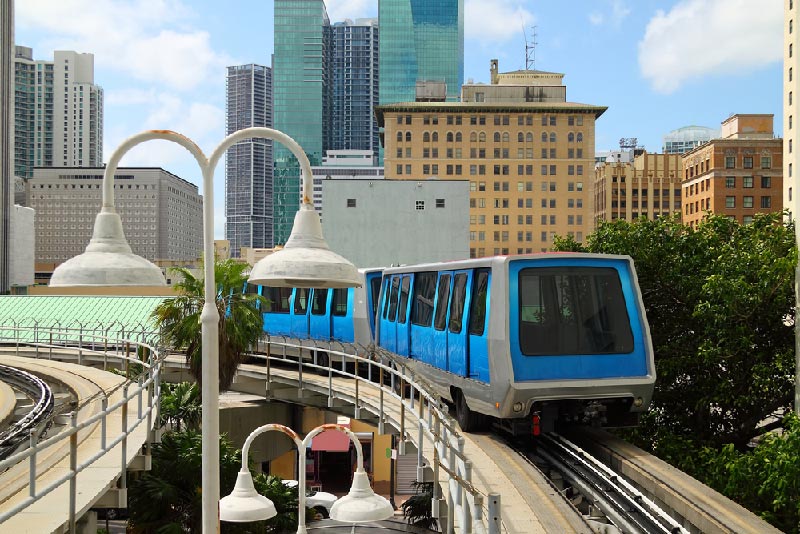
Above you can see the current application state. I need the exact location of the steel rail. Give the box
[0,364,55,459]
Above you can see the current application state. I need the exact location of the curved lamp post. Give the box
[220,423,394,532]
[49,127,361,533]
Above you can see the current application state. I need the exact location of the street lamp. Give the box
[220,423,394,533]
[49,127,361,533]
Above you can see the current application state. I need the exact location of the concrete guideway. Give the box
[0,346,159,534]
[0,378,16,428]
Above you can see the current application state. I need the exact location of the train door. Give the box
[430,272,453,370]
[408,272,437,365]
[309,288,332,340]
[330,288,354,342]
[291,288,310,338]
[467,269,491,382]
[395,275,412,356]
[446,270,472,376]
[379,275,401,353]
[365,272,383,338]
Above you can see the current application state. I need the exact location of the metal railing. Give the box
[0,324,163,532]
[250,334,505,534]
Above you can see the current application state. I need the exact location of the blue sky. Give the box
[15,0,783,237]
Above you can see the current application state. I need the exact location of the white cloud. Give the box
[16,0,232,91]
[324,0,377,23]
[638,0,782,94]
[589,1,631,28]
[465,0,535,44]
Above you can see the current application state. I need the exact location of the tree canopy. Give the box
[554,212,797,449]
[151,258,265,391]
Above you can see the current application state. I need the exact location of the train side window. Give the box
[244,283,259,295]
[449,273,468,333]
[397,276,411,323]
[294,288,309,314]
[264,287,292,313]
[370,277,382,319]
[434,274,452,331]
[381,278,391,319]
[332,289,348,316]
[411,272,437,327]
[311,288,328,315]
[468,270,489,335]
[388,277,401,321]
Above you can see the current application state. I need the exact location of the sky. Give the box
[14,0,784,238]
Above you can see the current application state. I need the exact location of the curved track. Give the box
[0,364,55,460]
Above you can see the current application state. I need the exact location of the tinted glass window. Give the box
[518,267,633,356]
[294,288,309,314]
[397,276,411,324]
[311,289,328,315]
[434,274,452,331]
[370,277,382,319]
[381,278,391,319]
[468,270,489,335]
[388,277,400,321]
[264,287,292,313]
[244,283,259,295]
[449,273,468,333]
[410,272,437,327]
[332,289,348,317]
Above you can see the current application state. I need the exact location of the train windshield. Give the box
[518,267,634,356]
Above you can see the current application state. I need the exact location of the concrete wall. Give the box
[10,205,34,288]
[322,179,469,267]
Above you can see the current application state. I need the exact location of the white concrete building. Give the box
[28,167,203,265]
[785,0,798,218]
[10,205,34,291]
[322,178,469,267]
[309,150,384,222]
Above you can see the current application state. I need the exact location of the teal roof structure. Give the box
[0,296,168,343]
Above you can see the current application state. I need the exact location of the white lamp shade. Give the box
[50,209,166,287]
[219,470,278,523]
[329,469,395,523]
[248,205,360,288]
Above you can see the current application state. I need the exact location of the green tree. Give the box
[554,213,797,449]
[159,382,201,432]
[151,258,265,391]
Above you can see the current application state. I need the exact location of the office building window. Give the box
[347,198,356,208]
[725,196,735,208]
[725,156,735,169]
[726,176,735,188]
[743,176,754,188]
[761,196,772,208]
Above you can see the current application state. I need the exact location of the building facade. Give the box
[1,0,13,293]
[785,0,798,217]
[273,0,332,244]
[594,152,683,224]
[682,115,783,228]
[14,47,103,179]
[331,19,380,159]
[28,167,203,265]
[378,0,464,105]
[662,125,718,155]
[377,101,605,256]
[310,150,384,221]
[322,179,469,267]
[225,63,273,254]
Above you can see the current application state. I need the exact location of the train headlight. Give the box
[512,402,524,413]
[633,397,644,408]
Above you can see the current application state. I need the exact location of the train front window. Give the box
[332,289,348,316]
[468,269,489,336]
[518,267,634,355]
[370,277,382,319]
[311,289,328,315]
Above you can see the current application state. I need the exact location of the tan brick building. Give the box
[682,114,783,228]
[375,101,606,256]
[594,151,683,224]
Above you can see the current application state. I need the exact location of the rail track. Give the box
[0,364,56,460]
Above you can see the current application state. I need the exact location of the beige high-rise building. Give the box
[28,167,203,267]
[594,152,683,224]
[785,0,798,217]
[376,61,606,256]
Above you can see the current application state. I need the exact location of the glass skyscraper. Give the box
[273,0,332,244]
[332,18,380,160]
[225,64,273,254]
[379,0,464,105]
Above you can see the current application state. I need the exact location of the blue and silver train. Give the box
[256,254,655,434]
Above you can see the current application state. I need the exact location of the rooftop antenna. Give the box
[523,25,538,70]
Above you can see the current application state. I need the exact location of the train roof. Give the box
[380,253,634,275]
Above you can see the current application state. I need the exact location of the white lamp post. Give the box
[220,423,394,532]
[49,127,361,533]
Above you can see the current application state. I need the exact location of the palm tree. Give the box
[160,382,201,432]
[151,258,265,391]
